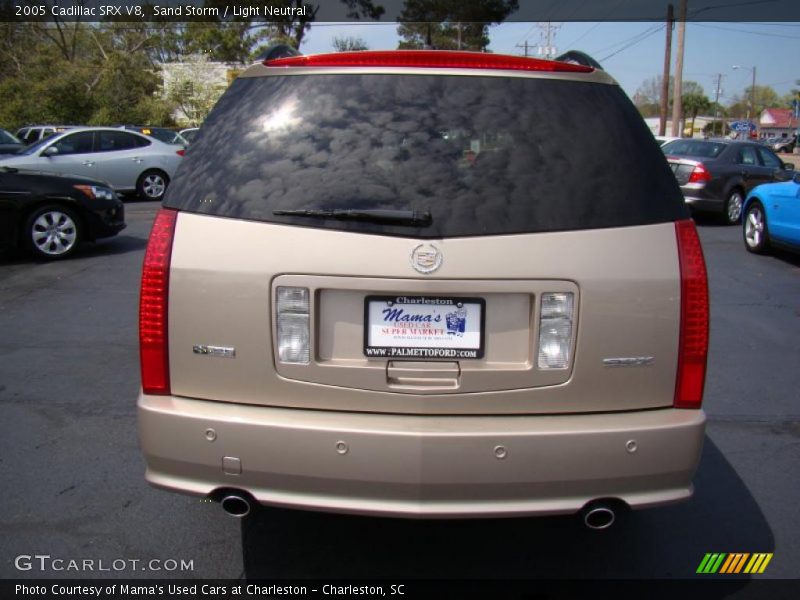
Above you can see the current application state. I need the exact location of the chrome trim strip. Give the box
[193,345,236,358]
[603,357,655,367]
[240,64,618,86]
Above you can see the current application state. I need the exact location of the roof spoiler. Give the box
[554,51,604,71]
[255,45,301,62]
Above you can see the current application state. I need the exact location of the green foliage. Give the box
[0,1,385,129]
[397,0,519,51]
[177,0,384,57]
[727,84,783,119]
[636,103,660,119]
[0,22,173,129]
[332,35,369,52]
[682,92,711,136]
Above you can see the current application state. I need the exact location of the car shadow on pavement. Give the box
[692,214,732,228]
[769,248,800,268]
[239,436,772,596]
[0,235,146,265]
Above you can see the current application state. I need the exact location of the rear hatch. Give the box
[161,62,690,416]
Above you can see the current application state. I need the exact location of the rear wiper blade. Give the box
[272,208,432,226]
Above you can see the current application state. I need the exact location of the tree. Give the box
[0,20,172,128]
[332,35,369,52]
[682,81,704,97]
[634,75,671,107]
[634,76,704,125]
[397,0,519,51]
[164,54,228,126]
[175,0,384,60]
[682,92,711,137]
[728,84,782,120]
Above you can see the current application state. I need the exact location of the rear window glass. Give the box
[0,130,19,144]
[662,139,726,159]
[165,74,687,238]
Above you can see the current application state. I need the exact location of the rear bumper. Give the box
[138,394,706,518]
[681,184,723,213]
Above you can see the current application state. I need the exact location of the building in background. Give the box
[759,108,797,140]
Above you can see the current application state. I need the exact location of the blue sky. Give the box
[298,22,800,104]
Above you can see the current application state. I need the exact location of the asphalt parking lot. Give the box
[1,201,799,590]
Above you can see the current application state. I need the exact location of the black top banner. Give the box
[4,0,800,23]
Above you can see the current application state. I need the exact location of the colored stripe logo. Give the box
[697,553,773,574]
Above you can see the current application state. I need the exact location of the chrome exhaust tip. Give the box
[220,494,251,518]
[582,505,616,530]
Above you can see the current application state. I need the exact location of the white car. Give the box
[178,128,199,143]
[16,125,74,145]
[655,135,680,146]
[0,127,184,201]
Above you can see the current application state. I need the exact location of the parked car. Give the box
[15,125,73,145]
[0,166,125,259]
[0,127,183,201]
[138,50,709,526]
[771,135,797,154]
[742,172,800,255]
[0,128,24,155]
[122,126,188,147]
[179,128,199,143]
[654,135,680,146]
[662,138,795,225]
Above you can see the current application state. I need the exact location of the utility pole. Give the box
[535,22,561,59]
[733,64,758,136]
[670,0,687,137]
[712,73,725,136]
[659,4,674,136]
[750,66,757,133]
[516,40,531,57]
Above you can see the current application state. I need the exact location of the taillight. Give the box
[139,208,178,395]
[265,50,593,73]
[674,220,709,409]
[687,162,712,184]
[176,149,185,157]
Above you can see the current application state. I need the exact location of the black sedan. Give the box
[662,138,795,225]
[0,167,125,260]
[0,128,24,155]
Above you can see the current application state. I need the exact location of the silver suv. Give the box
[138,50,709,527]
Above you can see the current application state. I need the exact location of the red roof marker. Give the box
[265,50,594,73]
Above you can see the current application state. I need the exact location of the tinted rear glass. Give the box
[662,139,726,159]
[165,74,687,237]
[0,130,19,144]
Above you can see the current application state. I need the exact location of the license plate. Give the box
[364,295,485,359]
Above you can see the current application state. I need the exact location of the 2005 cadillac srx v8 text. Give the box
[137,50,709,528]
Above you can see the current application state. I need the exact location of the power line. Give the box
[693,23,800,39]
[590,23,663,55]
[560,21,601,49]
[598,24,665,62]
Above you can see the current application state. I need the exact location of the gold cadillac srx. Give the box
[137,50,709,529]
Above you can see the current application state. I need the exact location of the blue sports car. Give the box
[742,172,800,254]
